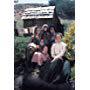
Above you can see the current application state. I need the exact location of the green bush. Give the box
[62,22,75,61]
[14,36,31,62]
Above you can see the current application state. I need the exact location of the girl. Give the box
[31,46,50,66]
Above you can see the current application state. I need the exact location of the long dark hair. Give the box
[48,25,56,34]
[34,26,38,36]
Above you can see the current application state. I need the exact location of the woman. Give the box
[49,26,56,45]
[43,33,71,84]
[34,26,41,36]
[48,26,56,57]
[40,24,50,46]
[30,26,41,45]
[31,46,51,67]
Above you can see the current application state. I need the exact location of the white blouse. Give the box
[51,42,67,59]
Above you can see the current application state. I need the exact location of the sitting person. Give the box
[42,46,51,62]
[29,26,41,46]
[40,38,45,48]
[49,26,56,45]
[31,46,51,68]
[51,33,67,62]
[30,35,40,46]
[48,26,56,57]
[34,26,41,37]
[43,33,71,84]
[40,24,50,46]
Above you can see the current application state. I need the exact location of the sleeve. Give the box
[51,44,56,58]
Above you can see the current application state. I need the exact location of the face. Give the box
[43,46,48,54]
[36,28,40,35]
[50,27,55,33]
[43,27,48,31]
[32,35,34,38]
[36,45,40,49]
[55,35,62,43]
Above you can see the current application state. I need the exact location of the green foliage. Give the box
[63,22,75,61]
[14,36,31,62]
[49,0,56,6]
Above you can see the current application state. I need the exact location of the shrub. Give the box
[14,36,31,62]
[63,22,75,61]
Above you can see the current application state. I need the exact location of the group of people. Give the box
[14,24,74,90]
[26,24,55,66]
[25,24,71,85]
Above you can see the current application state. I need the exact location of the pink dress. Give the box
[31,52,50,66]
